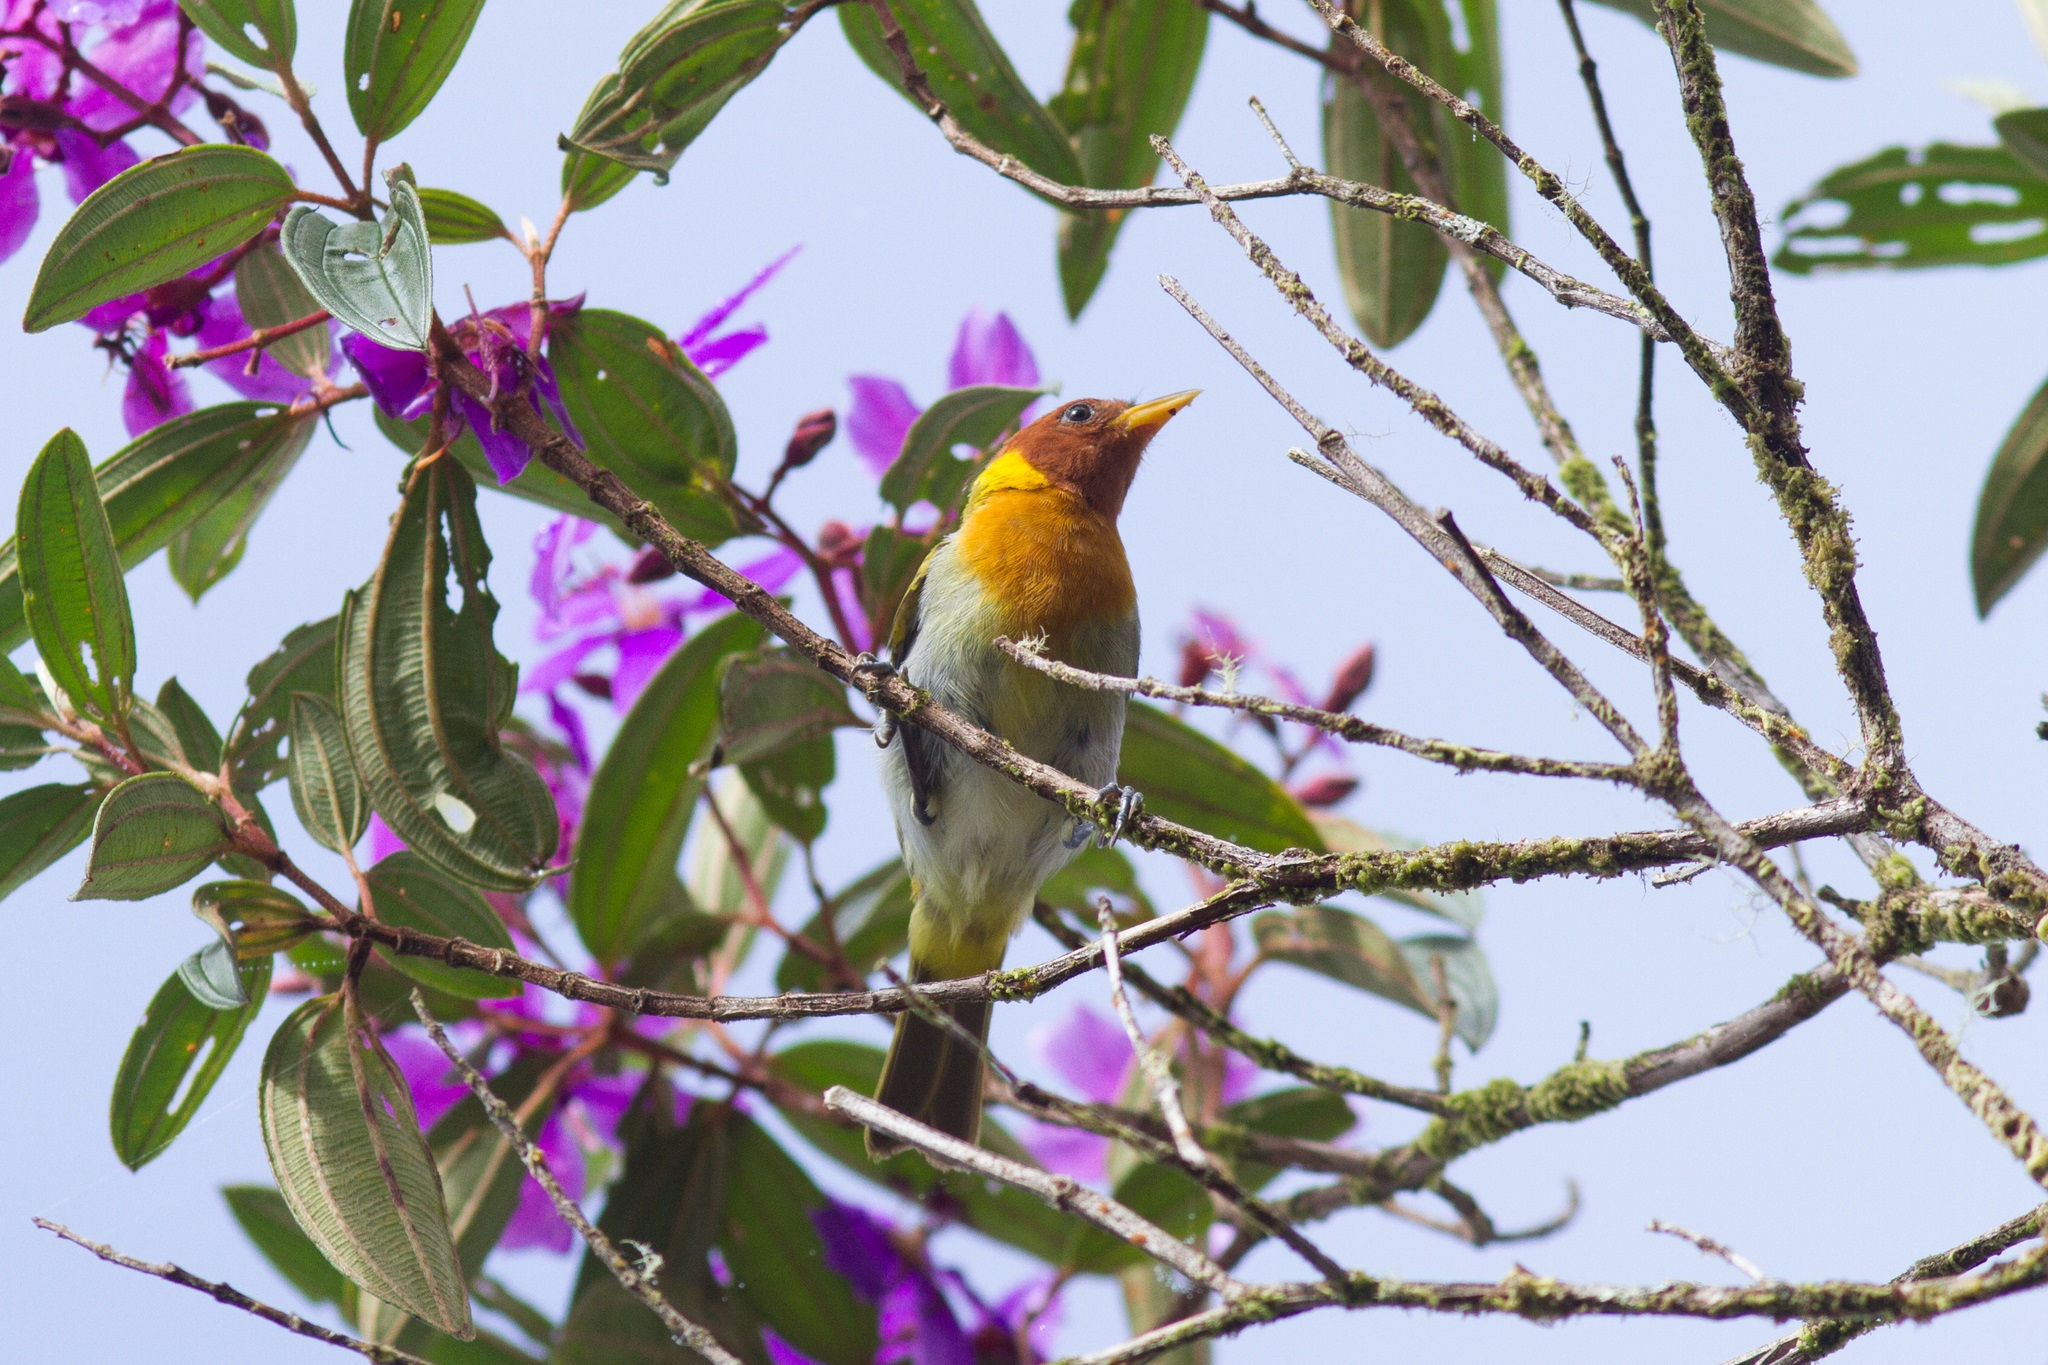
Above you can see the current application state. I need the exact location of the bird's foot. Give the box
[1095,783,1143,849]
[855,654,900,746]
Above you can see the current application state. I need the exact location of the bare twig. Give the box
[1098,901,1209,1169]
[167,309,331,370]
[1649,1219,1768,1282]
[409,994,744,1365]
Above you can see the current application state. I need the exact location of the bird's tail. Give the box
[867,966,993,1160]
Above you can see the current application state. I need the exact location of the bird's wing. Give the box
[885,548,941,826]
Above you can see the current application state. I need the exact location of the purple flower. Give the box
[196,290,336,402]
[676,245,797,379]
[52,126,136,202]
[845,310,1043,479]
[0,149,37,266]
[121,326,191,434]
[64,1,205,133]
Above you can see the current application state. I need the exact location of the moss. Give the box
[1413,1061,1630,1163]
[1872,852,1921,892]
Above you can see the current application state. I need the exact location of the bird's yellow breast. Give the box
[954,450,1136,641]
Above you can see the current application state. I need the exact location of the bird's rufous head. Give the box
[1008,390,1200,521]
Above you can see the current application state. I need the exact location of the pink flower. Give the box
[844,309,1041,479]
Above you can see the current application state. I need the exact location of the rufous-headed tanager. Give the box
[867,390,1199,1157]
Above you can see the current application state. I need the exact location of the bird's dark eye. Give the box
[1060,402,1096,424]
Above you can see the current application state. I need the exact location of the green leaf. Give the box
[1446,0,1507,275]
[571,612,763,966]
[842,0,1082,187]
[178,0,298,68]
[564,0,796,185]
[547,308,744,545]
[227,614,339,791]
[764,1041,1083,1267]
[340,456,559,892]
[560,85,641,215]
[416,187,511,244]
[372,407,633,539]
[110,950,271,1169]
[23,145,295,332]
[775,858,910,993]
[259,993,474,1338]
[288,693,369,855]
[688,775,787,917]
[19,428,135,722]
[167,408,316,603]
[1400,931,1497,1049]
[0,404,326,655]
[1998,109,2048,182]
[1051,0,1209,317]
[78,772,233,901]
[1308,811,1482,929]
[1776,144,2048,273]
[859,524,926,647]
[0,721,50,772]
[234,239,332,380]
[719,648,853,844]
[878,384,1046,512]
[0,653,48,723]
[362,851,521,999]
[1321,1,1450,348]
[1039,843,1153,920]
[1585,0,1855,78]
[179,936,253,1007]
[193,878,319,958]
[1225,1085,1354,1143]
[281,179,434,351]
[1253,902,1431,1015]
[1118,702,1323,854]
[224,1183,352,1308]
[1973,371,2048,613]
[155,677,225,774]
[0,784,98,902]
[718,1112,877,1365]
[344,0,488,141]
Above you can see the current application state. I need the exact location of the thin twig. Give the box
[166,310,331,369]
[1098,901,1209,1169]
[409,994,744,1365]
[1649,1219,1768,1282]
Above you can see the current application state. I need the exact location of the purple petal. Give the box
[568,1073,641,1147]
[878,1274,971,1365]
[678,245,799,351]
[1019,1121,1110,1184]
[70,2,205,131]
[529,514,597,619]
[49,0,145,22]
[122,329,192,435]
[1032,1005,1132,1104]
[532,355,582,448]
[612,626,682,712]
[845,376,920,478]
[547,691,592,773]
[380,1029,470,1132]
[2,8,66,100]
[520,634,607,696]
[78,290,147,333]
[1189,609,1253,664]
[454,391,533,483]
[681,545,804,616]
[812,1201,898,1301]
[0,149,38,267]
[500,1111,579,1252]
[834,568,872,654]
[53,128,136,203]
[687,324,767,381]
[947,309,1039,391]
[1222,1049,1260,1105]
[365,812,407,864]
[343,332,432,416]
[762,1330,829,1365]
[196,292,316,402]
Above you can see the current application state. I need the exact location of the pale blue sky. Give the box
[4,1,2047,1360]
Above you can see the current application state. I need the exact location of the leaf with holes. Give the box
[109,951,269,1169]
[1118,702,1323,855]
[344,0,488,141]
[0,404,326,654]
[235,240,332,381]
[416,187,511,244]
[572,613,761,967]
[259,993,473,1337]
[0,784,98,903]
[23,145,295,332]
[1998,109,2048,181]
[227,614,339,792]
[564,0,795,184]
[179,0,298,67]
[340,456,559,892]
[362,851,521,1000]
[842,0,1081,186]
[878,384,1046,513]
[78,773,233,901]
[1776,143,2048,272]
[288,693,368,855]
[281,179,433,351]
[548,308,744,546]
[19,428,134,723]
[1973,371,2048,613]
[1586,0,1854,78]
[1050,0,1208,317]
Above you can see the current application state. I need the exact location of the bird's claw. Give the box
[1095,783,1143,849]
[850,651,897,680]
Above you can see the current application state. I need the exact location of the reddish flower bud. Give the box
[1291,773,1359,808]
[1177,638,1216,689]
[572,672,614,700]
[816,519,864,570]
[1322,643,1377,713]
[782,408,837,472]
[625,546,675,584]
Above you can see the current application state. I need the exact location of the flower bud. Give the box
[572,672,614,700]
[816,519,864,570]
[782,408,837,472]
[1291,773,1359,808]
[625,546,675,583]
[1322,643,1377,713]
[1177,638,1216,689]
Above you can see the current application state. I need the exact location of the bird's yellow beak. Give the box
[1117,389,1200,436]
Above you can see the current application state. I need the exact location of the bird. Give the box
[866,389,1198,1159]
